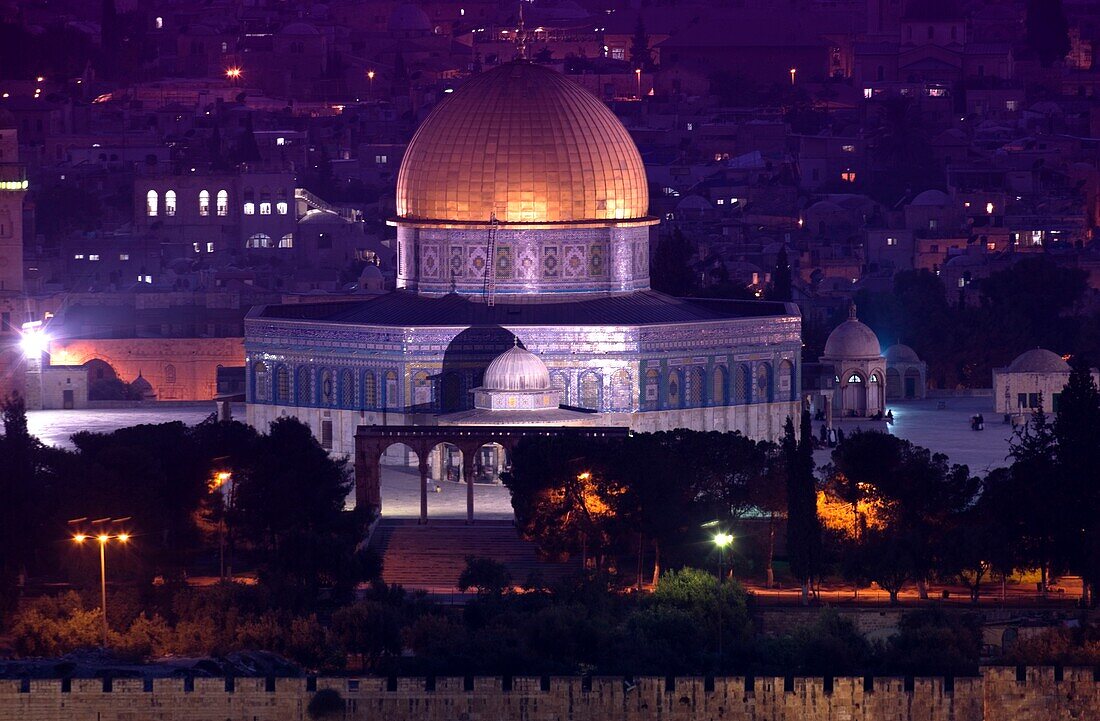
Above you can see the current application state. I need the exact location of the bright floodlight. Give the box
[97,534,110,543]
[73,534,86,543]
[117,533,130,543]
[19,328,48,357]
[714,532,733,548]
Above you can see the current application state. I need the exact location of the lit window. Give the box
[260,202,271,215]
[985,202,994,214]
[927,86,947,97]
[686,123,693,131]
[216,189,228,216]
[279,233,294,248]
[375,154,387,164]
[848,373,863,383]
[1005,100,1018,111]
[841,169,856,182]
[73,253,84,259]
[206,242,214,253]
[986,241,996,251]
[247,233,272,248]
[155,16,163,29]
[276,137,286,146]
[716,198,724,205]
[276,201,288,215]
[146,190,158,216]
[929,219,938,230]
[958,277,966,288]
[863,88,873,99]
[886,237,898,246]
[193,242,200,253]
[841,144,855,152]
[199,189,210,216]
[243,202,255,215]
[119,253,129,261]
[138,275,152,283]
[164,190,176,216]
[89,254,100,261]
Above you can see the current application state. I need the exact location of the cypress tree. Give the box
[1025,0,1071,68]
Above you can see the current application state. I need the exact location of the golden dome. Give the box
[395,62,649,225]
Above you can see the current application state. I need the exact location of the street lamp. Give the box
[225,67,242,82]
[635,68,642,99]
[789,67,797,85]
[714,532,733,581]
[209,469,235,580]
[367,69,375,99]
[70,518,131,646]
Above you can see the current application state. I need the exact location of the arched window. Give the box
[778,359,794,401]
[610,370,632,411]
[276,201,288,215]
[412,370,432,407]
[216,189,228,216]
[848,373,864,384]
[164,190,176,217]
[549,371,569,405]
[756,363,773,402]
[869,373,880,384]
[713,365,729,405]
[259,188,272,215]
[667,369,682,408]
[146,190,158,217]
[644,368,659,409]
[384,370,398,408]
[243,202,256,215]
[254,361,271,402]
[686,367,706,406]
[579,372,601,410]
[247,233,272,248]
[296,366,313,405]
[735,364,751,404]
[276,366,290,402]
[199,190,210,216]
[279,233,294,248]
[341,369,355,407]
[363,371,377,408]
[164,364,176,383]
[320,369,335,406]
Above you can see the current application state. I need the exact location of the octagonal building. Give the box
[245,61,801,456]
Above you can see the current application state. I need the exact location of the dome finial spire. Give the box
[848,302,858,321]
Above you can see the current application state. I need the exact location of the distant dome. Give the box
[884,344,920,363]
[299,209,346,226]
[823,306,882,360]
[482,343,551,391]
[388,3,432,33]
[360,264,382,279]
[1007,349,1070,374]
[910,189,948,206]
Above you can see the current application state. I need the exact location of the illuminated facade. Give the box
[245,62,801,456]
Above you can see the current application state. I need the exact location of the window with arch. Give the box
[778,359,794,401]
[341,370,355,407]
[321,369,335,406]
[276,201,288,215]
[713,365,729,405]
[644,368,659,407]
[667,369,682,408]
[735,364,751,403]
[164,190,176,217]
[848,373,864,384]
[260,202,272,215]
[296,366,313,405]
[755,363,773,402]
[146,190,158,217]
[243,202,256,215]
[610,369,632,411]
[686,367,706,406]
[869,373,880,384]
[276,366,289,402]
[549,371,569,406]
[247,233,272,248]
[164,364,176,384]
[199,189,210,216]
[279,233,294,248]
[579,372,601,410]
[412,370,432,407]
[363,371,377,408]
[216,189,228,216]
[384,370,398,408]
[254,361,271,402]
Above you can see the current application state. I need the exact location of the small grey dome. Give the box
[482,343,551,391]
[884,344,920,363]
[388,3,431,33]
[1007,349,1070,374]
[910,189,948,206]
[823,306,882,360]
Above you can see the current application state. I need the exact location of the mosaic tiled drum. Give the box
[393,61,657,299]
[245,62,802,464]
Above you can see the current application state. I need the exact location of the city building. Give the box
[993,348,1098,421]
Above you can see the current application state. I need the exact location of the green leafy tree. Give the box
[629,19,654,72]
[769,244,793,302]
[1007,404,1064,595]
[458,556,513,598]
[650,229,697,296]
[784,412,821,603]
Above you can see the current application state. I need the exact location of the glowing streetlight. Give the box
[210,469,235,580]
[71,519,131,647]
[19,326,49,358]
[225,67,242,81]
[367,69,375,99]
[635,68,642,99]
[789,67,797,85]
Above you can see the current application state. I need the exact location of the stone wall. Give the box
[0,668,1095,721]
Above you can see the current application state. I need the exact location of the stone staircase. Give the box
[369,518,581,593]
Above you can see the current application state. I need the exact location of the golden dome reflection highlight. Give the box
[395,62,650,225]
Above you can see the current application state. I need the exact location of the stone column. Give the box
[462,451,477,524]
[418,455,430,525]
[354,447,382,516]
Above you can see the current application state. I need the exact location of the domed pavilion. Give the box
[993,348,1098,421]
[819,305,886,417]
[244,62,801,508]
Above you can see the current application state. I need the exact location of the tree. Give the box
[650,229,697,296]
[307,689,346,720]
[1025,0,1070,67]
[629,19,654,72]
[784,412,821,603]
[769,244,792,302]
[1007,404,1064,596]
[458,556,513,598]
